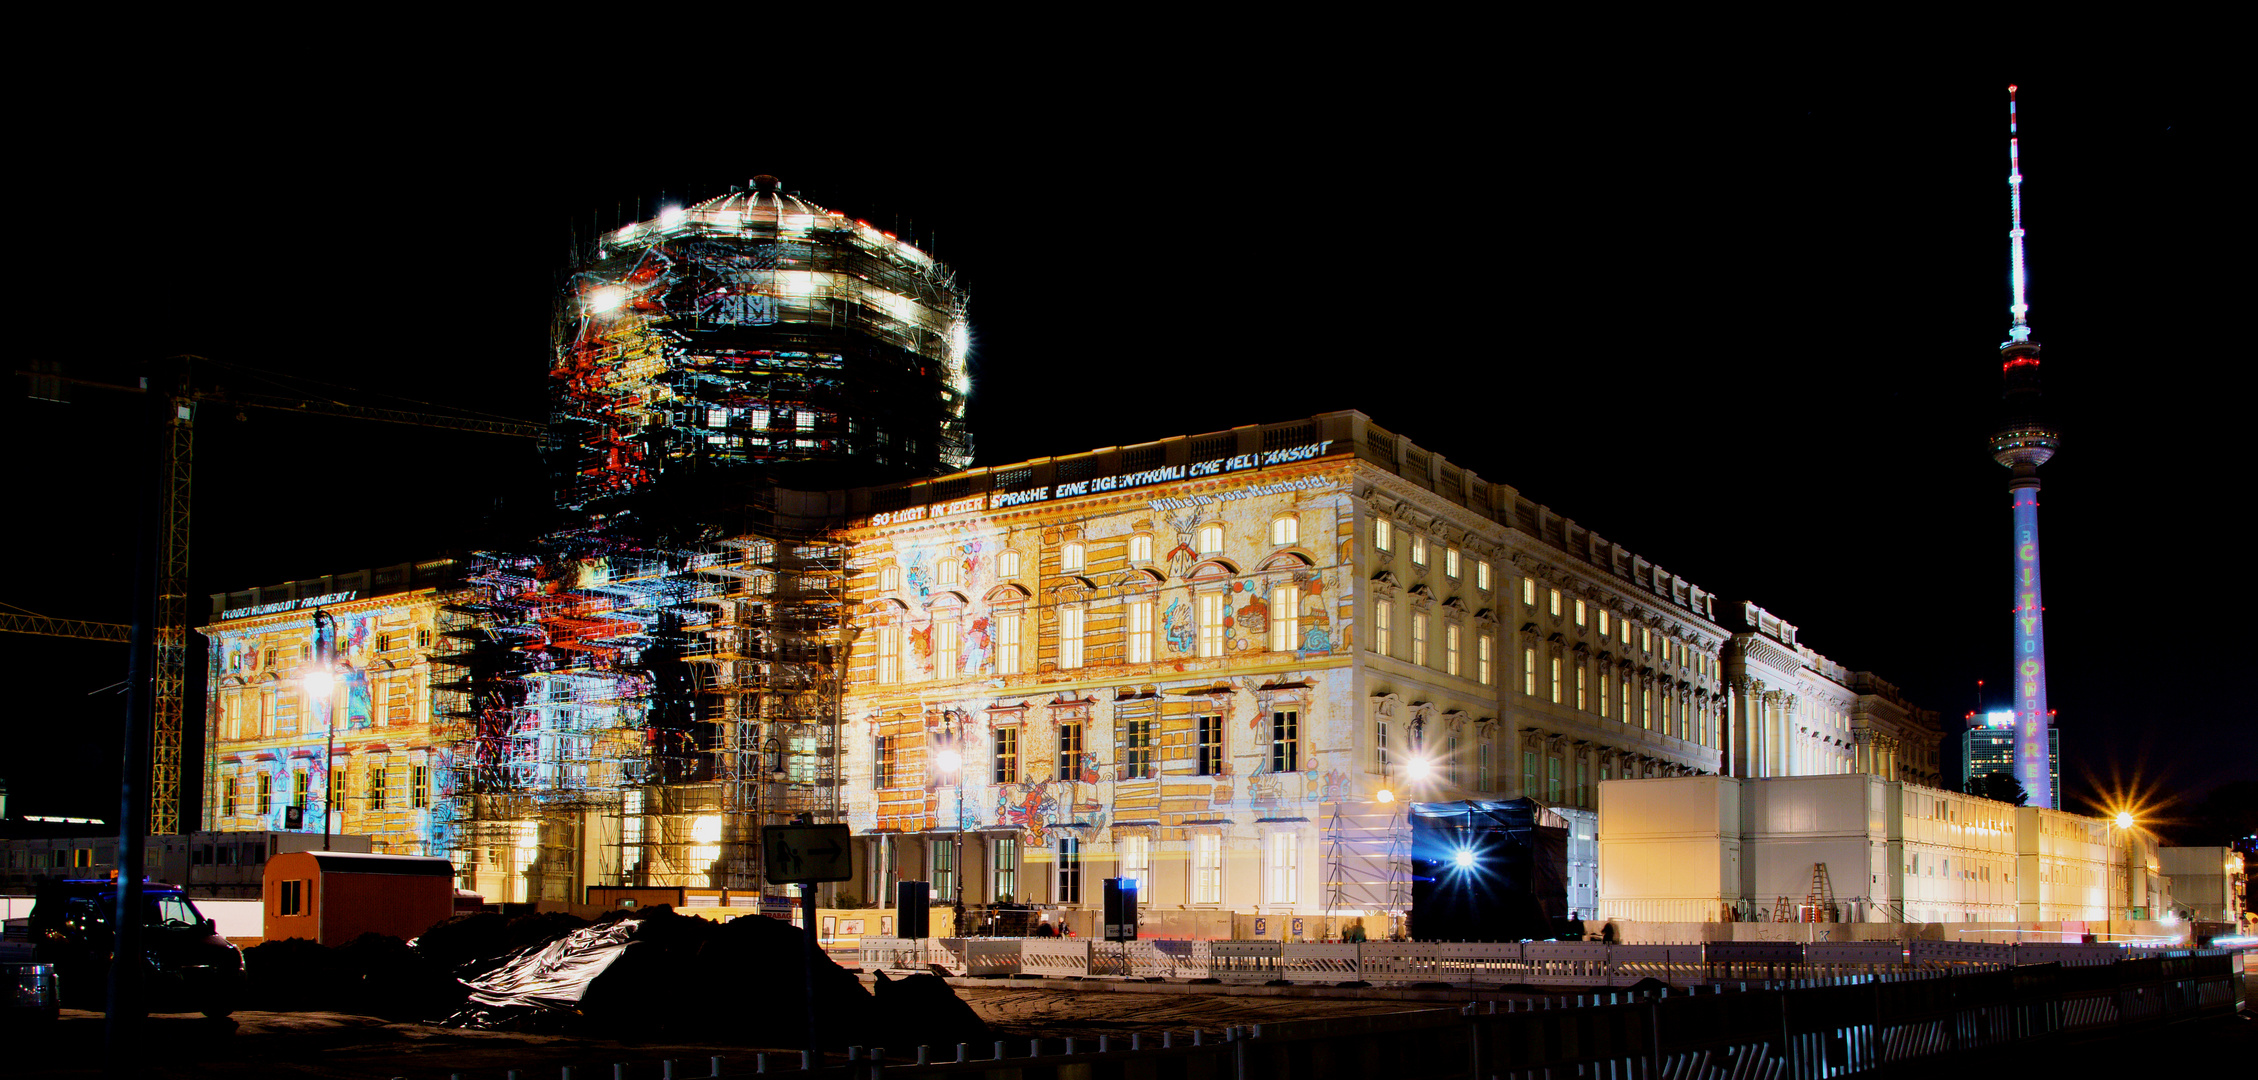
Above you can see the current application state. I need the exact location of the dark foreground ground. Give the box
[6,992,2246,1078]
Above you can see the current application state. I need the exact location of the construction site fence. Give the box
[438,949,2244,1079]
[855,936,2200,988]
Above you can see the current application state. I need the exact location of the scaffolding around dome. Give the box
[551,176,971,511]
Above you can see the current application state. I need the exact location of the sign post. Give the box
[764,823,853,1058]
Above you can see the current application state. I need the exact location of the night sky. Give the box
[3,68,2239,835]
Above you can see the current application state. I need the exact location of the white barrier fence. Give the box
[857,937,2151,987]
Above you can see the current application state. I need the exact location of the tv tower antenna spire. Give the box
[1989,85,2062,809]
[2005,85,2034,345]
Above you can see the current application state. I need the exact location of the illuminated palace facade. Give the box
[832,411,1745,929]
[198,561,465,855]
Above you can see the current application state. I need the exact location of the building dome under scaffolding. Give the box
[550,176,971,511]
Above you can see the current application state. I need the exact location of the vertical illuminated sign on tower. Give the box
[1989,87,2062,809]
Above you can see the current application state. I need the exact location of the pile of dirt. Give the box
[441,906,990,1050]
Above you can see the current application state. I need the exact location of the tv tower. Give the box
[1989,86,2062,809]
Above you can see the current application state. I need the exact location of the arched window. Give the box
[1270,514,1298,546]
[1196,524,1223,556]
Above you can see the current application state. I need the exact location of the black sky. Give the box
[2,61,2241,834]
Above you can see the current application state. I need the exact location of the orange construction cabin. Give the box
[263,851,455,946]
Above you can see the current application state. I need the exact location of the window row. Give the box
[1370,601,1492,684]
[912,832,1300,907]
[875,586,1320,684]
[878,710,1301,789]
[876,516,1313,592]
[216,763,432,817]
[1372,516,1490,589]
[1514,584,1714,677]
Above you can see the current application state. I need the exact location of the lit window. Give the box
[257,773,272,816]
[932,841,956,900]
[1550,655,1561,703]
[874,736,898,788]
[1476,560,1491,591]
[1598,610,1610,637]
[1267,832,1298,905]
[796,411,815,431]
[1642,685,1653,729]
[1271,515,1298,546]
[1193,833,1221,903]
[367,763,386,811]
[1411,535,1428,566]
[1375,517,1392,552]
[1270,709,1298,772]
[1062,541,1085,574]
[1445,624,1461,676]
[1127,598,1153,663]
[1197,715,1223,776]
[1548,756,1563,802]
[999,550,1021,579]
[412,764,430,809]
[1121,835,1151,896]
[750,408,771,429]
[1522,578,1535,607]
[1129,534,1153,563]
[994,836,1019,902]
[293,770,309,810]
[935,556,959,588]
[877,623,901,683]
[1641,628,1651,653]
[222,773,238,817]
[1269,586,1298,653]
[1574,599,1586,626]
[1523,648,1536,696]
[1197,593,1225,657]
[1599,671,1609,717]
[1374,600,1393,656]
[1376,719,1390,774]
[1576,664,1587,710]
[993,725,1019,784]
[1197,524,1223,556]
[1478,634,1493,685]
[1620,619,1630,645]
[1548,588,1561,617]
[1059,606,1084,669]
[995,612,1021,674]
[1445,548,1460,579]
[1125,718,1154,776]
[935,616,960,675]
[1057,837,1082,904]
[1411,614,1428,666]
[881,566,901,592]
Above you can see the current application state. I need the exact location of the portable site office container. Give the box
[263,851,454,946]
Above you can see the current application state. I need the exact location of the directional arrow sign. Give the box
[762,824,854,885]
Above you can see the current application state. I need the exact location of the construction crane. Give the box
[0,604,132,643]
[17,356,541,833]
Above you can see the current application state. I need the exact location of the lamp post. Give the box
[2112,811,2136,942]
[936,713,965,906]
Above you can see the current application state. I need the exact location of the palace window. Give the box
[1374,516,1392,552]
[1577,759,1591,806]
[999,550,1021,579]
[1271,709,1299,773]
[1197,593,1225,657]
[995,612,1022,674]
[877,623,901,684]
[1576,665,1587,710]
[1574,599,1587,627]
[1059,605,1085,669]
[1550,654,1562,703]
[1478,634,1493,685]
[994,837,1019,902]
[1269,588,1298,653]
[1411,535,1428,567]
[1271,515,1298,546]
[1548,588,1562,618]
[1193,833,1221,904]
[880,565,901,592]
[1478,743,1493,790]
[1476,560,1491,591]
[1267,832,1298,905]
[1128,597,1154,663]
[367,763,386,811]
[935,616,960,676]
[1120,835,1151,895]
[1197,714,1223,776]
[935,556,960,588]
[1374,600,1393,657]
[1598,610,1610,637]
[292,770,309,810]
[222,774,238,817]
[1523,647,1536,696]
[412,764,430,809]
[1522,751,1537,797]
[1445,547,1460,579]
[1376,719,1390,773]
[932,840,956,900]
[1125,718,1154,777]
[1057,837,1082,904]
[1447,736,1462,785]
[1061,541,1085,574]
[875,736,897,788]
[1411,614,1428,666]
[1129,534,1153,564]
[1058,722,1082,778]
[1445,624,1461,676]
[1196,524,1223,556]
[993,725,1019,784]
[1548,756,1563,802]
[257,773,272,816]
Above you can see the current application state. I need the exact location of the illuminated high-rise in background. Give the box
[1962,708,2058,807]
[1988,88,2063,810]
[551,175,971,510]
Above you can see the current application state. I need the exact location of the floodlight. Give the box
[588,286,628,315]
[2114,811,2134,829]
[936,749,962,774]
[1453,848,1475,870]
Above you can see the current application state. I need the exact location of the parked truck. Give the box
[23,878,244,1017]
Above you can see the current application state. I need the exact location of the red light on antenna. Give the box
[2008,85,2017,93]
